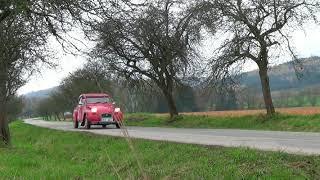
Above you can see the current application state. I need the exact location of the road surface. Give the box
[24,119,320,155]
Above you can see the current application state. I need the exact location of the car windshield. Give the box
[86,97,112,104]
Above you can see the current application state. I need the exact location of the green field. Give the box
[1,121,320,179]
[125,113,320,132]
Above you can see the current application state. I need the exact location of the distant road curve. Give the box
[24,119,320,155]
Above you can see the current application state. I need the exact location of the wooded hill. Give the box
[241,56,320,91]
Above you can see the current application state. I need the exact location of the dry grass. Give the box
[156,107,320,117]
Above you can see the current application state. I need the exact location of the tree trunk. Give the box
[0,103,10,145]
[55,113,61,121]
[258,67,275,115]
[162,89,178,118]
[62,113,66,121]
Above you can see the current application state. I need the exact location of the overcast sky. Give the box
[18,24,320,95]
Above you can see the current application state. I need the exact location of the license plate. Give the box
[102,118,112,122]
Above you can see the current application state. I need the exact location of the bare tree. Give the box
[203,0,320,115]
[91,0,203,118]
[0,0,95,145]
[56,61,114,112]
[0,14,52,145]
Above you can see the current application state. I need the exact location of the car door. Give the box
[77,97,85,122]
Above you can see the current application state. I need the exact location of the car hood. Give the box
[87,104,114,114]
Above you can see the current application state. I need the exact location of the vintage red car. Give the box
[73,93,123,129]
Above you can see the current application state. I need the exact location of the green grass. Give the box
[1,121,320,179]
[125,113,320,132]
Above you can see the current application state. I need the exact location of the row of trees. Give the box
[34,63,320,119]
[1,0,319,145]
[36,62,113,120]
[220,86,320,109]
[34,61,200,118]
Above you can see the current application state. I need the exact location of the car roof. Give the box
[80,93,110,98]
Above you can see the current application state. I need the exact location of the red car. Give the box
[73,93,123,129]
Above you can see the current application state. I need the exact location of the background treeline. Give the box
[18,57,320,120]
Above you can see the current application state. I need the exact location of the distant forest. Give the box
[18,56,320,120]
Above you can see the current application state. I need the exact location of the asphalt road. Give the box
[24,119,320,155]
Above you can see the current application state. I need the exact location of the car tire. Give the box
[116,123,121,129]
[102,125,107,128]
[74,119,79,129]
[85,118,91,129]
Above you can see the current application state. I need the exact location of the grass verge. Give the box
[125,113,320,132]
[1,121,320,179]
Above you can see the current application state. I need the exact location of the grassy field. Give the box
[1,121,320,179]
[125,112,320,132]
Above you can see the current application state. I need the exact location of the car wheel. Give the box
[102,125,107,128]
[74,119,79,129]
[85,118,91,129]
[116,123,121,129]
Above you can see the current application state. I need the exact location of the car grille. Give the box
[101,114,112,118]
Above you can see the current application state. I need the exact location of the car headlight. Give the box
[91,107,98,113]
[114,107,121,112]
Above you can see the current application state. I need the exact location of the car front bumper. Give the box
[91,120,118,125]
[86,112,122,125]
